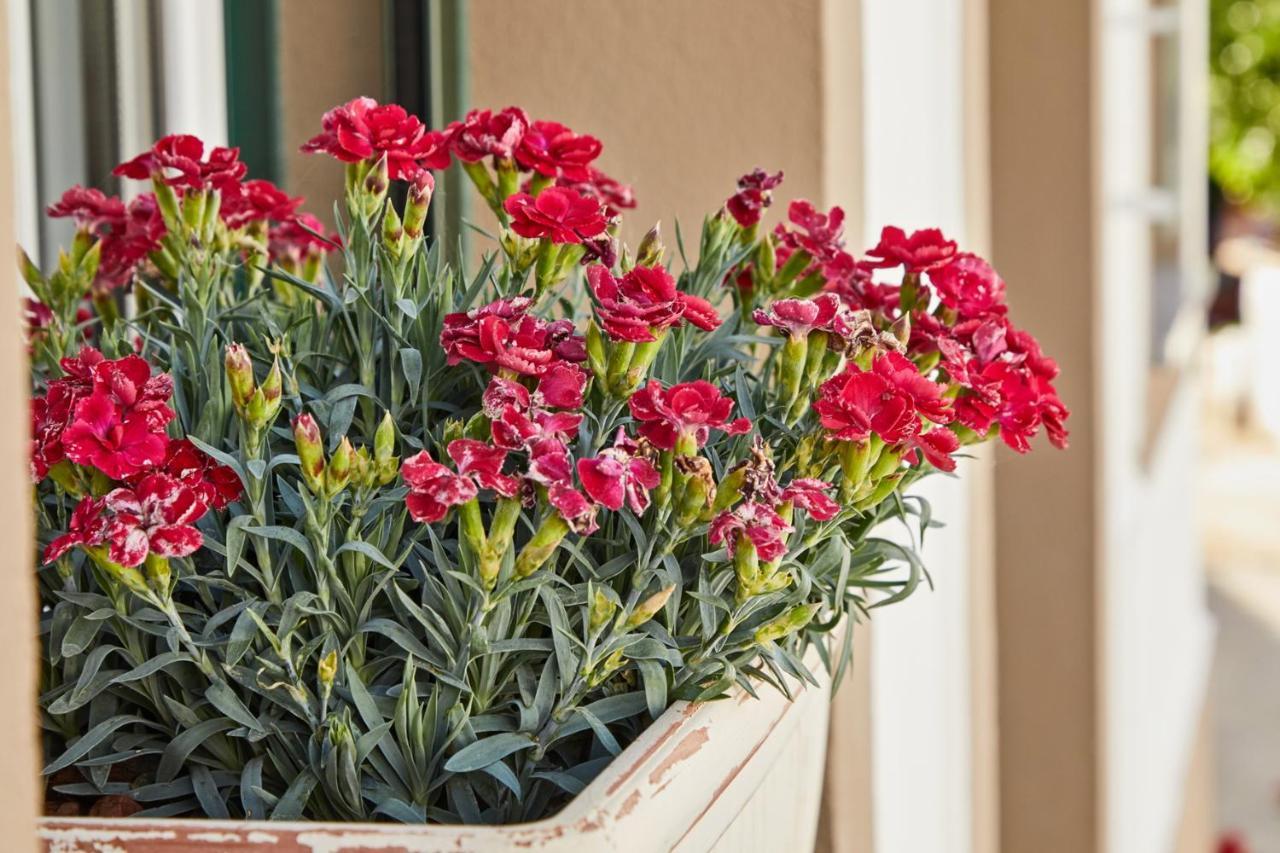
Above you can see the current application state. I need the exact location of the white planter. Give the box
[39,656,832,852]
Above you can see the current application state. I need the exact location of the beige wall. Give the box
[278,0,386,227]
[0,4,39,849]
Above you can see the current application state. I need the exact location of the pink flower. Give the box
[752,294,841,339]
[814,362,917,444]
[98,474,209,566]
[866,226,958,272]
[778,478,840,520]
[726,168,784,227]
[577,430,661,513]
[61,393,171,480]
[504,187,607,244]
[782,201,847,263]
[441,298,586,376]
[269,214,340,265]
[115,135,247,193]
[447,107,530,163]
[629,380,751,452]
[302,97,450,179]
[515,120,602,182]
[401,451,476,523]
[535,362,587,410]
[928,253,1006,319]
[47,190,164,291]
[588,265,723,342]
[709,501,792,562]
[872,351,953,424]
[449,439,520,497]
[547,482,599,535]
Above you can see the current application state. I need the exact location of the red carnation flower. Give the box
[302,97,450,180]
[47,186,126,231]
[220,179,303,229]
[447,107,529,163]
[115,135,247,193]
[61,393,170,480]
[441,298,586,376]
[401,450,476,523]
[778,478,840,520]
[628,380,751,452]
[504,187,607,244]
[726,168,784,228]
[43,496,110,564]
[753,294,842,339]
[577,430,661,514]
[929,253,1006,319]
[449,439,520,497]
[535,362,587,410]
[556,167,637,219]
[588,265,723,342]
[816,352,952,444]
[709,501,792,563]
[98,474,209,566]
[866,226,958,273]
[269,214,340,266]
[548,481,599,535]
[903,428,961,472]
[782,200,847,264]
[515,120,602,182]
[148,439,243,509]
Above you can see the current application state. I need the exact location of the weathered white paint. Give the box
[40,647,831,852]
[154,0,228,145]
[861,2,974,852]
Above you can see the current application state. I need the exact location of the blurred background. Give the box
[5,0,1280,851]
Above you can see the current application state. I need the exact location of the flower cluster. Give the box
[30,98,1067,826]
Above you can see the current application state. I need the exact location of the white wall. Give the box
[861,2,973,851]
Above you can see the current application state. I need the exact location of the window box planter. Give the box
[39,653,830,852]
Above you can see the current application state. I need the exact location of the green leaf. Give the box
[444,732,534,773]
[157,718,238,782]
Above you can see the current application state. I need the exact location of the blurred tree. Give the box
[1211,0,1280,211]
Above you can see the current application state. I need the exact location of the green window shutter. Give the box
[223,0,282,184]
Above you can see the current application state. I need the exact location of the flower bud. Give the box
[589,586,617,634]
[144,553,172,596]
[675,455,715,527]
[635,223,664,268]
[326,437,354,498]
[351,446,373,489]
[374,412,399,485]
[318,649,339,691]
[293,414,326,493]
[364,153,390,199]
[404,171,435,239]
[585,320,608,387]
[381,203,405,256]
[753,603,821,646]
[712,465,747,513]
[249,357,284,428]
[225,343,255,413]
[624,584,675,629]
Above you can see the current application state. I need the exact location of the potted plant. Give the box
[30,99,1067,850]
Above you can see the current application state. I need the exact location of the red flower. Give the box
[441,298,586,376]
[221,179,302,229]
[504,187,607,244]
[515,120,602,182]
[629,380,751,452]
[752,294,841,339]
[903,428,961,472]
[535,362,587,410]
[46,186,126,230]
[98,474,209,566]
[148,439,242,509]
[302,97,450,179]
[43,496,110,564]
[559,167,637,219]
[814,353,950,445]
[782,201,847,264]
[577,430,661,513]
[269,214,340,265]
[449,439,520,497]
[929,253,1006,319]
[589,265,724,342]
[709,501,792,562]
[401,450,476,523]
[778,478,840,520]
[726,168,784,228]
[492,407,582,454]
[866,226,958,272]
[115,135,247,193]
[447,107,530,163]
[547,481,599,535]
[61,393,171,480]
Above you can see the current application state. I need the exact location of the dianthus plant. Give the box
[29,99,1067,823]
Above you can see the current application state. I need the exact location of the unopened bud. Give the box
[293,413,326,493]
[352,446,373,489]
[326,437,354,497]
[143,553,172,596]
[589,586,617,634]
[225,344,255,413]
[754,603,821,645]
[381,204,404,256]
[404,171,435,239]
[364,153,390,199]
[318,649,339,690]
[891,313,912,347]
[374,413,399,485]
[625,584,675,629]
[635,223,664,267]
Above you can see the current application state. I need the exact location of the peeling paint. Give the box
[647,726,711,786]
